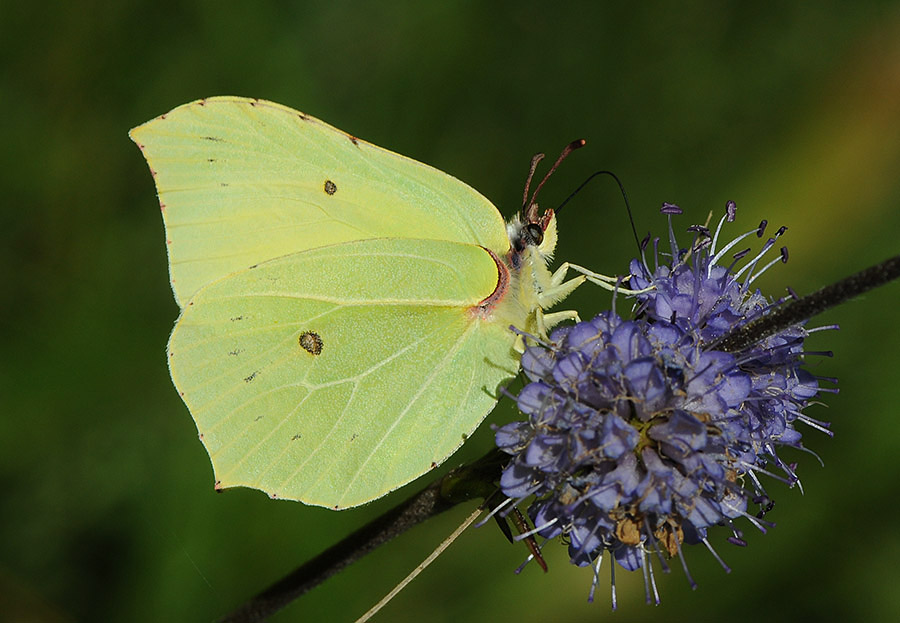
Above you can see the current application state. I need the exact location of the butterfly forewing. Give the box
[130,97,509,306]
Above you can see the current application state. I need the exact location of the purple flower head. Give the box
[495,202,835,605]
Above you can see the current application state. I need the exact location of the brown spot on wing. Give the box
[299,331,324,355]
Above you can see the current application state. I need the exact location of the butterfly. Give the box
[130,97,614,509]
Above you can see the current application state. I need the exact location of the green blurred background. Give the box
[3,2,900,622]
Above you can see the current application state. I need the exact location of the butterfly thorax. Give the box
[471,209,562,339]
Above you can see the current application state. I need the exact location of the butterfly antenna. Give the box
[521,152,546,215]
[522,139,586,222]
[556,169,642,255]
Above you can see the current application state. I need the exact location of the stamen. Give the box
[709,210,730,256]
[725,200,737,221]
[513,517,558,541]
[721,503,772,534]
[733,235,779,282]
[808,324,840,333]
[740,238,788,289]
[588,552,604,603]
[745,253,789,288]
[646,549,661,605]
[792,443,826,466]
[474,496,516,528]
[708,227,765,273]
[640,232,652,251]
[514,556,532,575]
[514,539,548,575]
[640,548,653,604]
[796,413,833,433]
[736,461,795,486]
[644,517,672,573]
[610,557,618,610]
[666,212,680,261]
[700,537,731,573]
[672,535,697,590]
[724,248,751,276]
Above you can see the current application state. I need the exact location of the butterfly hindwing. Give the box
[170,237,519,508]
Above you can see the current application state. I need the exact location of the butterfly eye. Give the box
[525,222,544,246]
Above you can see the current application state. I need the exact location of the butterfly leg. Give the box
[557,262,654,295]
[539,308,580,331]
[514,306,581,352]
[537,267,586,309]
[530,266,586,337]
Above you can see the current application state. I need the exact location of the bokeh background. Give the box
[3,2,900,622]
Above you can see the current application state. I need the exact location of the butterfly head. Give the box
[507,139,583,266]
[506,207,558,267]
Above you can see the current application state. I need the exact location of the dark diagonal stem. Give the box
[218,449,507,622]
[708,254,900,353]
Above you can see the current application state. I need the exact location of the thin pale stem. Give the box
[218,449,508,622]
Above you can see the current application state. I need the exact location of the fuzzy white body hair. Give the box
[492,212,584,342]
